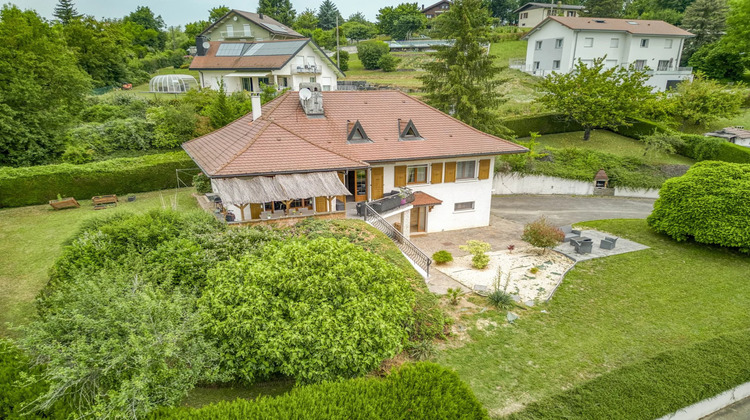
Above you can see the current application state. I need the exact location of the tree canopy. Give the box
[681,0,728,60]
[52,0,80,25]
[538,57,654,140]
[317,0,341,30]
[257,0,297,26]
[377,3,426,39]
[208,6,231,23]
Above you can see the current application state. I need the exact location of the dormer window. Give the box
[399,119,423,141]
[347,120,372,144]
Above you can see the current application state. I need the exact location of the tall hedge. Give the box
[647,161,750,251]
[501,113,583,138]
[148,362,489,420]
[0,151,196,207]
[715,142,750,163]
[612,117,671,139]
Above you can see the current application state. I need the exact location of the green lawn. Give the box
[0,188,199,337]
[680,107,750,135]
[342,52,426,89]
[532,130,695,165]
[435,219,750,418]
[491,40,527,68]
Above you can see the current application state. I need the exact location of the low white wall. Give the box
[493,173,660,199]
[657,381,750,420]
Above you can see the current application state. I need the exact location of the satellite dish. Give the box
[299,88,312,101]
[202,42,210,50]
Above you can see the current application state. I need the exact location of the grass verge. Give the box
[435,219,750,417]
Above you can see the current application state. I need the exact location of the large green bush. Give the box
[647,161,750,251]
[357,40,390,70]
[508,329,750,419]
[677,134,725,161]
[199,237,415,384]
[502,113,584,138]
[0,151,196,207]
[148,363,488,420]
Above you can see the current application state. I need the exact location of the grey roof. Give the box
[705,127,750,140]
[514,2,586,13]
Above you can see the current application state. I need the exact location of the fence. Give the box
[362,202,431,277]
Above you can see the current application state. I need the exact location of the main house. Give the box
[183,85,527,236]
[190,38,344,93]
[514,16,694,91]
[515,2,585,27]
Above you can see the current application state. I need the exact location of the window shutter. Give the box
[394,166,407,187]
[315,196,328,212]
[250,203,262,219]
[431,163,443,184]
[478,159,491,180]
[444,162,456,183]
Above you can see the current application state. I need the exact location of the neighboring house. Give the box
[705,127,750,147]
[190,39,344,93]
[183,85,527,236]
[198,9,303,42]
[387,39,454,52]
[422,0,451,19]
[514,16,694,91]
[515,2,585,27]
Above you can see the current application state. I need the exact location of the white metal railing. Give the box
[291,65,322,74]
[221,30,253,39]
[362,202,431,277]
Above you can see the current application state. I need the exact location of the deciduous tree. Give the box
[257,0,297,26]
[538,57,653,140]
[293,8,319,31]
[377,3,425,39]
[208,6,230,23]
[584,0,625,17]
[670,74,744,126]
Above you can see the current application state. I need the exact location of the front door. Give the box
[371,167,384,200]
[355,170,367,202]
[410,207,426,233]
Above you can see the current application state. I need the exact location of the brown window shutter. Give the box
[371,167,384,199]
[250,203,262,219]
[315,196,328,212]
[431,163,443,184]
[337,172,346,203]
[394,165,407,187]
[478,159,491,180]
[444,162,456,183]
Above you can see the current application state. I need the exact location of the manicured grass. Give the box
[491,40,527,68]
[342,52,426,89]
[435,219,750,417]
[0,188,199,337]
[532,130,695,165]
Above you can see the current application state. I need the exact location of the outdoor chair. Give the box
[600,236,618,250]
[573,238,593,254]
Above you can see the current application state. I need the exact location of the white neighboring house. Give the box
[190,39,344,93]
[515,2,585,28]
[513,16,694,91]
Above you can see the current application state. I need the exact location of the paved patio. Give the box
[555,228,649,262]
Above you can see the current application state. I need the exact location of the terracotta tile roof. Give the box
[190,39,306,71]
[594,169,609,180]
[183,90,528,177]
[412,191,443,207]
[545,16,694,36]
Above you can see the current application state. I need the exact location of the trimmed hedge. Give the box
[647,161,750,251]
[0,151,196,208]
[613,117,671,139]
[507,329,750,419]
[715,142,750,163]
[502,113,583,138]
[149,362,488,419]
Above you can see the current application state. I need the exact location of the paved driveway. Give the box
[491,195,656,227]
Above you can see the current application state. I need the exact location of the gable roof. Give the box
[422,0,451,11]
[525,16,693,38]
[513,2,585,13]
[200,9,304,38]
[183,91,527,177]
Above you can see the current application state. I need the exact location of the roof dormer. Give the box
[399,119,423,141]
[347,120,372,144]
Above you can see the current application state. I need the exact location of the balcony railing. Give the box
[362,202,431,277]
[292,65,323,74]
[221,31,253,39]
[361,190,415,216]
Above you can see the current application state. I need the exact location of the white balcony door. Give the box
[226,25,234,37]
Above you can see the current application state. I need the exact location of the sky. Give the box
[18,0,418,27]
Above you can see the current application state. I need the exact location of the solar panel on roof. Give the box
[216,43,245,56]
[265,24,289,33]
[243,44,264,56]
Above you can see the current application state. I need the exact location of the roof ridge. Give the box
[271,120,368,167]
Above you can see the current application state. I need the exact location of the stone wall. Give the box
[493,173,660,199]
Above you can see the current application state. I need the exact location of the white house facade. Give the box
[514,16,694,91]
[191,39,344,93]
[514,2,585,28]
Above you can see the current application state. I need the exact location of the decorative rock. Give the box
[525,300,535,307]
[507,312,519,323]
[511,294,521,302]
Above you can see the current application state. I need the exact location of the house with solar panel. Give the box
[198,9,304,42]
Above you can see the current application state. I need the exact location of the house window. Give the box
[258,77,270,87]
[553,60,560,69]
[555,38,563,49]
[241,78,252,92]
[243,24,252,37]
[634,60,647,70]
[278,76,288,87]
[225,24,234,37]
[595,180,606,188]
[533,61,540,70]
[665,39,673,49]
[290,198,312,208]
[309,77,316,83]
[454,201,475,212]
[442,3,449,8]
[407,165,428,184]
[521,12,528,19]
[610,38,619,48]
[584,37,594,47]
[657,60,670,71]
[535,40,543,50]
[640,39,649,48]
[456,160,476,180]
[567,10,576,16]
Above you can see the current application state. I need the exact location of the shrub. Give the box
[472,253,490,269]
[529,266,539,274]
[0,151,196,208]
[405,340,435,361]
[671,74,745,127]
[65,117,155,155]
[715,142,750,164]
[432,250,453,265]
[357,40,390,70]
[335,49,349,71]
[199,237,415,384]
[522,217,564,252]
[148,363,488,419]
[378,53,400,72]
[647,161,750,252]
[502,113,584,138]
[640,131,684,156]
[677,134,725,160]
[193,172,212,194]
[446,287,463,305]
[488,290,515,310]
[460,240,492,269]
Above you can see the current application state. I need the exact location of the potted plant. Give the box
[398,187,412,205]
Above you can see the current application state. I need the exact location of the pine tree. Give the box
[53,0,80,25]
[682,0,728,60]
[317,0,341,30]
[584,0,624,18]
[257,0,297,26]
[419,0,506,135]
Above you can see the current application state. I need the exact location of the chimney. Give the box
[196,36,208,56]
[259,13,264,19]
[251,94,262,120]
[298,83,324,117]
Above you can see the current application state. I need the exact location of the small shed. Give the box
[594,169,609,188]
[705,127,750,147]
[149,74,199,93]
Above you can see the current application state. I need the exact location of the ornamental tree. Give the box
[538,57,654,140]
[670,74,744,126]
[521,217,564,253]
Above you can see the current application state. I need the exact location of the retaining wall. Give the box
[493,173,660,199]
